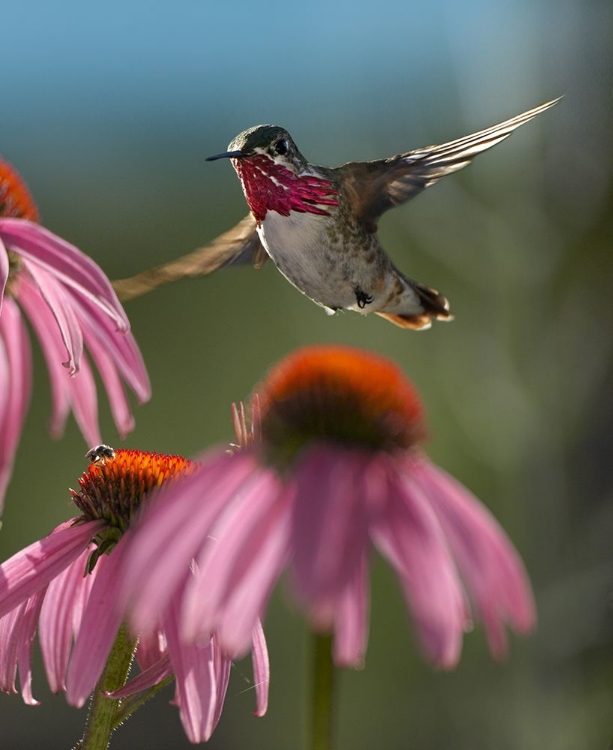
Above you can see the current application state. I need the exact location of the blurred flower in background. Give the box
[124,345,535,670]
[0,448,268,744]
[0,159,151,512]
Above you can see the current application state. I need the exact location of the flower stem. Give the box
[309,632,336,750]
[112,674,175,728]
[79,625,136,750]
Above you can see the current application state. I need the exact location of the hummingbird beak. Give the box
[206,150,246,162]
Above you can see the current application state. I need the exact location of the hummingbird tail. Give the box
[412,281,452,319]
[376,281,453,330]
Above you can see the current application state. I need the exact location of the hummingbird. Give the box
[114,98,559,329]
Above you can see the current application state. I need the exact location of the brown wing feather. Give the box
[339,98,561,231]
[113,215,266,301]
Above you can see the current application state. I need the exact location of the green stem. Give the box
[309,633,336,750]
[113,674,175,728]
[79,625,136,750]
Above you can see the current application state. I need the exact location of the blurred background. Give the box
[1,0,612,747]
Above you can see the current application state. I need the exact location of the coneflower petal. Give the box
[16,590,46,705]
[183,471,288,656]
[0,238,8,311]
[23,259,83,375]
[251,619,270,717]
[107,654,172,699]
[0,299,31,511]
[371,464,466,669]
[66,534,130,707]
[0,219,128,330]
[164,598,219,743]
[411,460,536,658]
[291,446,370,614]
[125,451,257,636]
[0,521,103,620]
[331,553,369,668]
[39,546,92,694]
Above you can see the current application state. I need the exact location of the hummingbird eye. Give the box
[273,139,289,156]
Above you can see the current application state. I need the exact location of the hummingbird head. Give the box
[207,125,308,173]
[207,125,338,222]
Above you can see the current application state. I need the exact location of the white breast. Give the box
[258,211,355,309]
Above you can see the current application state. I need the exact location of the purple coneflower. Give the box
[124,345,535,670]
[0,159,150,511]
[0,449,268,744]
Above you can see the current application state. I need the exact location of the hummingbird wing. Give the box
[340,98,561,231]
[112,215,266,301]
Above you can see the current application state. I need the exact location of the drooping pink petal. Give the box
[17,277,101,445]
[135,630,168,672]
[0,219,128,330]
[82,326,134,438]
[211,638,232,730]
[411,459,536,658]
[107,654,172,699]
[0,297,32,511]
[0,602,25,695]
[64,354,101,447]
[0,238,8,312]
[332,553,370,668]
[183,471,289,657]
[66,534,130,708]
[370,459,466,669]
[22,258,83,374]
[164,598,219,743]
[72,555,98,638]
[0,337,11,510]
[250,620,269,717]
[16,589,46,705]
[124,451,258,636]
[39,545,92,693]
[291,446,370,621]
[0,324,8,428]
[16,277,69,436]
[0,520,103,619]
[73,296,150,404]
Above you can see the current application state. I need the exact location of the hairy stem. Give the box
[78,625,136,750]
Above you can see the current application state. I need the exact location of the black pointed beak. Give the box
[206,150,246,162]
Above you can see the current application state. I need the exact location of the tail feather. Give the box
[413,281,452,320]
[376,281,453,330]
[376,311,434,330]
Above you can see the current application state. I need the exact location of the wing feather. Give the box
[339,98,561,230]
[113,215,265,301]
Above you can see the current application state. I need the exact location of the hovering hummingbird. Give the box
[114,98,559,329]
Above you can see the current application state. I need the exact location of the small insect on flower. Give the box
[0,447,269,743]
[85,444,116,463]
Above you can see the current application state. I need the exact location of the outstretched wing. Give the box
[339,98,561,231]
[113,214,266,301]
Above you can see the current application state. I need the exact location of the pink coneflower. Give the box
[0,158,151,511]
[125,345,535,670]
[0,449,269,744]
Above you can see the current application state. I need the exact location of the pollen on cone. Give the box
[72,449,195,529]
[0,159,39,221]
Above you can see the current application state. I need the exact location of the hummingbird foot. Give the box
[354,285,374,310]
